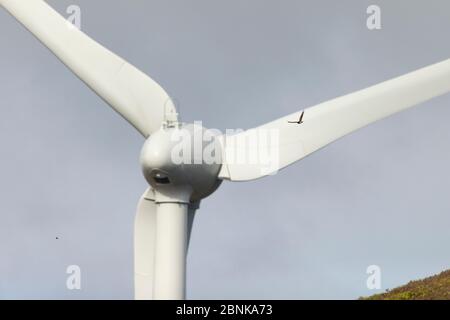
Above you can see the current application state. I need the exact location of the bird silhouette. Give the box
[288,111,305,124]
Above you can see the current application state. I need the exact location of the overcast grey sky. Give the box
[0,0,449,299]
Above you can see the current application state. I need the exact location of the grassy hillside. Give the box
[361,269,450,300]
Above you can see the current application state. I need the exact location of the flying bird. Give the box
[288,111,305,124]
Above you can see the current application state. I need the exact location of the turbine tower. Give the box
[1,0,450,300]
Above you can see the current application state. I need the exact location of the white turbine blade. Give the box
[218,58,450,181]
[187,202,199,250]
[134,188,157,300]
[1,0,176,137]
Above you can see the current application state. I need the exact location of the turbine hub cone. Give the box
[140,123,223,202]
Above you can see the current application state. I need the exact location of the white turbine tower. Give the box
[2,0,450,300]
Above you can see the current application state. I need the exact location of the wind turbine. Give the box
[1,0,450,300]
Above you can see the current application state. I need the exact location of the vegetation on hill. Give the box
[361,269,450,300]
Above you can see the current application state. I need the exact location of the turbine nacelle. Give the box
[140,123,223,203]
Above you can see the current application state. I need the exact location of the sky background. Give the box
[0,0,449,299]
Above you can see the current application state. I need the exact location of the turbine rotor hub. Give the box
[140,123,223,202]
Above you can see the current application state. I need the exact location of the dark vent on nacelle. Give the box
[153,173,170,184]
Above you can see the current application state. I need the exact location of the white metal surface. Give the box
[187,202,199,250]
[140,124,223,202]
[134,188,198,300]
[152,201,188,300]
[134,188,157,300]
[218,58,450,181]
[0,0,175,137]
